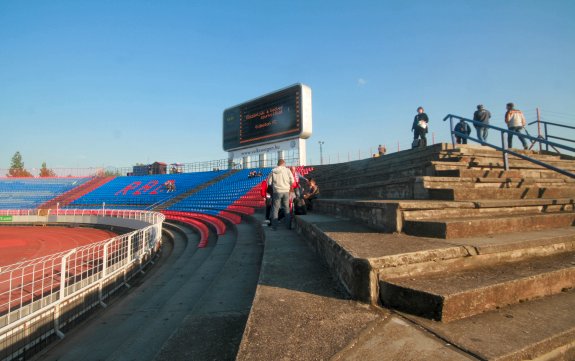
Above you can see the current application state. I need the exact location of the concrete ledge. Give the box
[315,199,402,232]
[294,213,469,304]
[404,212,575,239]
[429,186,575,201]
[404,289,575,361]
[294,214,376,302]
[380,251,575,322]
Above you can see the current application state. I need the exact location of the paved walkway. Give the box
[237,219,476,361]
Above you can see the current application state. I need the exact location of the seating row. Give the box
[0,178,90,209]
[168,169,271,213]
[67,171,226,209]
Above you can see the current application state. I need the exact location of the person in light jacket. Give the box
[504,102,529,149]
[267,159,295,230]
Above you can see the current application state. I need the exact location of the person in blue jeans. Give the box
[473,104,491,142]
[267,159,295,230]
[504,102,529,149]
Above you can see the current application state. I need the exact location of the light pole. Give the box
[318,141,325,165]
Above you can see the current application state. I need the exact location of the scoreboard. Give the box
[223,84,312,151]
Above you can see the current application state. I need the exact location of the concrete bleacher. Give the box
[0,177,90,209]
[287,143,575,359]
[66,171,227,209]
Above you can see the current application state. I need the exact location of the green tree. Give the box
[8,151,33,177]
[39,161,57,177]
[103,169,122,176]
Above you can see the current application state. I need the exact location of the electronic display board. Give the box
[223,84,312,151]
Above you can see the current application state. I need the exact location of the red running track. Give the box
[0,226,117,267]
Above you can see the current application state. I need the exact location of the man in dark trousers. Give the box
[454,118,471,144]
[473,104,491,143]
[505,102,529,149]
[412,106,429,147]
[267,159,295,230]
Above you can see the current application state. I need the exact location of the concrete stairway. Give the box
[295,143,575,359]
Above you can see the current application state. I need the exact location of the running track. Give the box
[0,226,117,266]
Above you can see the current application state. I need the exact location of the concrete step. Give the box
[466,157,575,171]
[431,161,575,180]
[434,167,525,178]
[316,198,574,234]
[295,211,575,303]
[309,144,455,183]
[379,251,575,322]
[403,199,574,221]
[450,150,564,163]
[403,212,575,239]
[421,176,573,190]
[402,288,575,361]
[429,186,575,201]
[446,144,558,157]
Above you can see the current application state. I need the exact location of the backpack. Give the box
[294,198,307,215]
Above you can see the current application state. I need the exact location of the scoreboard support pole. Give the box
[298,139,307,167]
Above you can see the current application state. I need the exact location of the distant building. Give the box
[132,162,167,176]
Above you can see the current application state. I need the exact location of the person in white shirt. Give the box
[267,159,295,230]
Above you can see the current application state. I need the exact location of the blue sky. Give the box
[1,0,574,169]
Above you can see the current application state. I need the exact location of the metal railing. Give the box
[443,114,575,179]
[527,119,575,153]
[0,156,305,179]
[0,209,164,360]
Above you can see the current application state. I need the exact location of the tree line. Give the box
[6,151,56,177]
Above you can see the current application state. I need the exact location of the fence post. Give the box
[99,240,111,308]
[544,123,549,152]
[449,116,455,146]
[501,131,510,171]
[54,250,74,339]
[124,234,133,288]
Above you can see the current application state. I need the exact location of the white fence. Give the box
[0,209,164,360]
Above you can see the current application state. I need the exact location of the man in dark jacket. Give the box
[412,106,429,146]
[473,104,491,143]
[454,118,471,144]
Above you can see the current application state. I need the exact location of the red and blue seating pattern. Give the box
[0,166,314,248]
[0,178,90,210]
[167,168,272,215]
[66,171,226,209]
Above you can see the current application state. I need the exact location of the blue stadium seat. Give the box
[168,168,272,213]
[0,178,90,209]
[66,171,227,209]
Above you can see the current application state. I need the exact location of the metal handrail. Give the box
[443,114,575,179]
[527,119,575,151]
[528,119,575,130]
